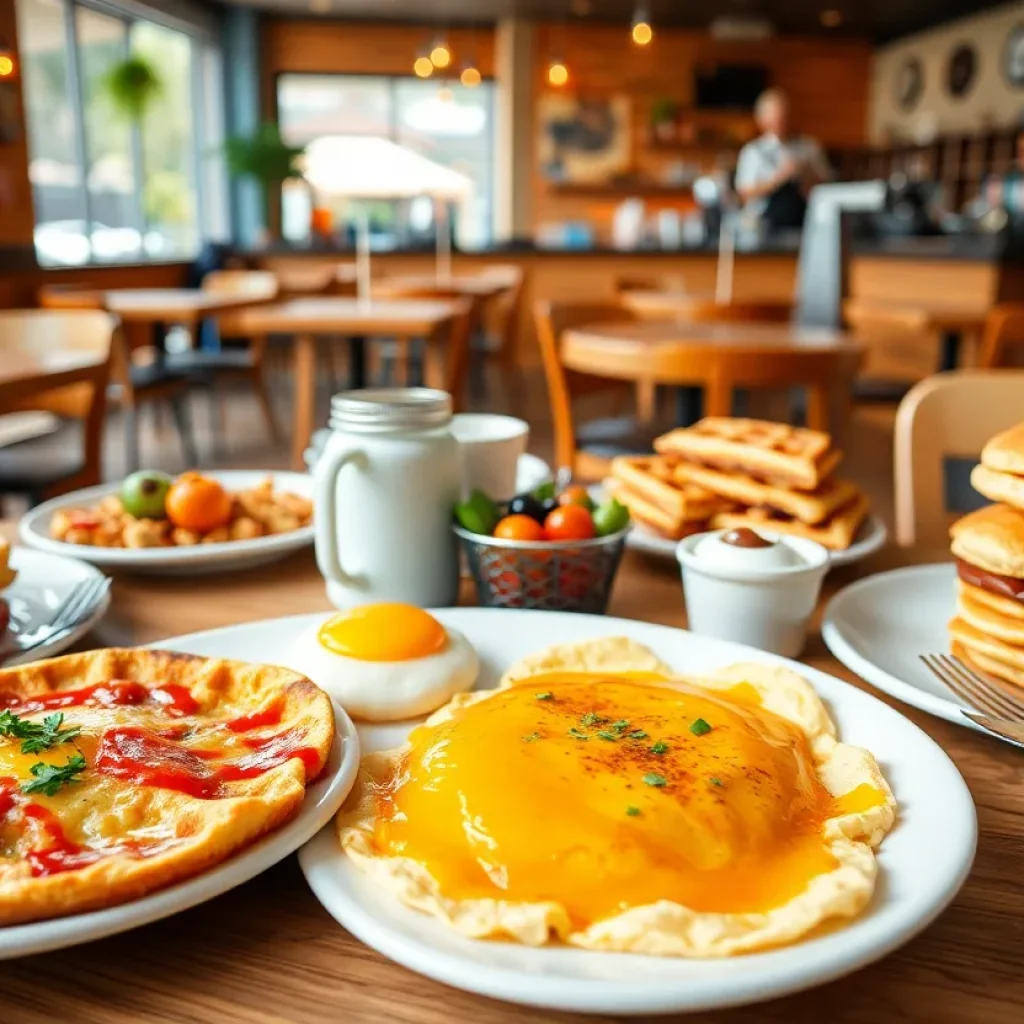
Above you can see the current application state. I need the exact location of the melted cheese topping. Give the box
[371,674,843,925]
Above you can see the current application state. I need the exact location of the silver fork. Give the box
[921,653,1024,749]
[15,577,111,659]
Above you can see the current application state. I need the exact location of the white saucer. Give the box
[822,562,982,731]
[19,471,314,576]
[0,700,359,959]
[1,548,110,666]
[162,608,976,1014]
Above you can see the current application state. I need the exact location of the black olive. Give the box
[540,497,559,517]
[508,493,547,523]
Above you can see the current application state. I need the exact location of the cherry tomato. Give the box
[493,514,546,542]
[544,504,596,541]
[558,484,595,511]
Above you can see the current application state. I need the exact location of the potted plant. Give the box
[102,54,163,122]
[650,98,678,143]
[224,123,307,239]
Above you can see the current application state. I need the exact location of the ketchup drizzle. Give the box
[1,679,197,716]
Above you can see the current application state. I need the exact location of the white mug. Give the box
[450,413,529,501]
[314,389,461,609]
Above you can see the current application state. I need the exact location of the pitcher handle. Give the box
[314,446,363,587]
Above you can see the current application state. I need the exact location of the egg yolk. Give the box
[317,604,447,662]
[372,674,856,925]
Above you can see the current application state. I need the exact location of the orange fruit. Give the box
[165,473,232,533]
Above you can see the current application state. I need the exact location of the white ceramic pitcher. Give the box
[313,389,460,609]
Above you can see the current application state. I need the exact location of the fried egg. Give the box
[286,604,478,722]
[337,638,896,956]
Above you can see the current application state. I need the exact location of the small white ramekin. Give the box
[676,530,830,657]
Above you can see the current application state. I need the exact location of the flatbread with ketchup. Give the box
[0,649,334,925]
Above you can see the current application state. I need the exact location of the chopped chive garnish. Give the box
[690,718,712,736]
[642,773,667,788]
[626,806,641,817]
[535,692,554,701]
[709,776,723,787]
[650,740,669,755]
[568,727,589,740]
[627,730,648,740]
[596,730,619,742]
[611,719,630,732]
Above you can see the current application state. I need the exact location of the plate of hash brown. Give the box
[19,471,314,575]
[602,418,886,566]
[224,607,980,1015]
[0,648,357,957]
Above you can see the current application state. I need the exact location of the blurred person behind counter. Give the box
[735,89,831,234]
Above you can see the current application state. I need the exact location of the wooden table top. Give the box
[843,298,987,334]
[234,297,465,336]
[1,524,1021,1023]
[41,288,275,324]
[620,290,794,320]
[566,320,860,352]
[374,274,511,299]
[0,348,108,408]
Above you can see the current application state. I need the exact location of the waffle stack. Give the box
[606,418,869,550]
[949,423,1024,688]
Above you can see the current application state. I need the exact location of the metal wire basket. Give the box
[454,525,631,614]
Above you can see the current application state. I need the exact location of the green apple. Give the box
[121,470,173,519]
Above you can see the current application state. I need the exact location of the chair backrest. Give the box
[977,304,1024,368]
[533,300,637,472]
[0,309,117,492]
[479,266,525,355]
[201,269,279,300]
[893,370,1024,547]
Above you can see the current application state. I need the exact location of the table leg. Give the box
[349,335,368,390]
[292,334,316,471]
[939,330,961,372]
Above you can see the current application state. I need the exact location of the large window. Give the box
[277,73,494,250]
[17,0,225,266]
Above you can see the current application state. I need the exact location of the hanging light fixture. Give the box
[460,65,482,88]
[631,4,653,45]
[414,49,434,78]
[547,60,569,87]
[430,38,451,69]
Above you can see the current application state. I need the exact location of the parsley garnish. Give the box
[689,718,712,736]
[523,732,541,743]
[535,692,554,701]
[650,740,669,755]
[709,777,723,787]
[568,727,590,740]
[581,711,606,727]
[642,772,667,788]
[596,730,619,742]
[628,730,648,740]
[626,806,641,817]
[0,710,81,755]
[21,753,87,797]
[611,719,630,732]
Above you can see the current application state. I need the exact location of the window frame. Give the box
[17,0,227,268]
[273,69,497,248]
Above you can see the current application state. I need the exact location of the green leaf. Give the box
[581,711,606,727]
[568,727,590,740]
[102,56,163,123]
[596,730,619,742]
[689,718,713,737]
[642,772,667,787]
[224,122,306,186]
[0,710,81,755]
[626,806,641,817]
[21,754,87,797]
[627,730,648,740]
[650,740,669,755]
[709,777,723,787]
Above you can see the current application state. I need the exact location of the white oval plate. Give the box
[1,548,110,666]
[0,697,359,960]
[19,471,313,575]
[821,562,981,732]
[150,608,974,1015]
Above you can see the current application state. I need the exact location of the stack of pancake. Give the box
[949,423,1024,687]
[606,418,868,550]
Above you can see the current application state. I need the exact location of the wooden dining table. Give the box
[40,287,277,326]
[0,344,109,409]
[619,290,794,322]
[1,523,1020,1024]
[230,297,468,469]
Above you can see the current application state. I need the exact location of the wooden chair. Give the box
[893,371,1024,548]
[368,286,477,410]
[977,304,1024,368]
[534,300,658,480]
[473,265,526,410]
[37,284,199,471]
[0,310,114,507]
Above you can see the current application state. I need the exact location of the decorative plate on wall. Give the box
[896,57,923,112]
[1006,23,1024,86]
[947,43,977,99]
